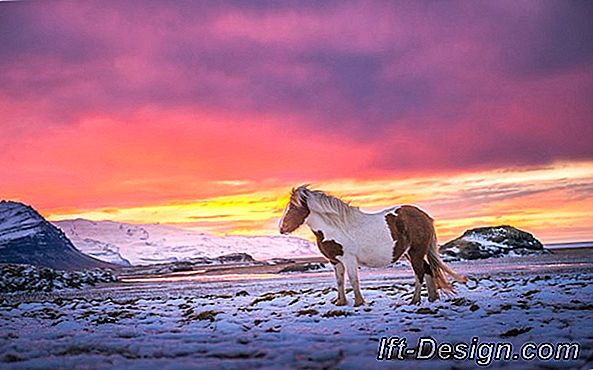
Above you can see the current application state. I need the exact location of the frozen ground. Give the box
[1,251,592,369]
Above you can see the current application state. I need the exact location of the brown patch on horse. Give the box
[385,213,407,263]
[385,206,433,264]
[312,230,343,264]
[387,205,465,298]
[396,205,434,246]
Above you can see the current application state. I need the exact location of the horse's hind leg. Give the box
[332,262,347,306]
[408,249,426,305]
[424,260,439,302]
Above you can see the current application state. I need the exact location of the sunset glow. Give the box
[1,1,592,245]
[44,162,593,243]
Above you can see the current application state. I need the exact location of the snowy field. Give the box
[1,251,592,369]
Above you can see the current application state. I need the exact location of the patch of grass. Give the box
[416,307,438,315]
[500,327,532,338]
[78,310,98,319]
[450,297,475,306]
[183,309,220,322]
[57,345,139,359]
[250,293,276,305]
[523,289,540,298]
[250,290,298,306]
[208,351,266,359]
[91,309,135,324]
[296,309,319,316]
[22,307,63,320]
[2,353,24,363]
[195,310,220,321]
[322,310,351,318]
[92,316,117,325]
[253,319,267,326]
[109,310,135,319]
[571,303,593,310]
[111,298,138,306]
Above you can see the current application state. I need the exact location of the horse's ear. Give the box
[299,186,310,199]
[299,184,311,194]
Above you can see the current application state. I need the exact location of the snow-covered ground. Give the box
[1,251,592,369]
[54,219,317,265]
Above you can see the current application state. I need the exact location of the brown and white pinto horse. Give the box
[279,185,466,306]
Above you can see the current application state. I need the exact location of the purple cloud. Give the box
[1,0,592,173]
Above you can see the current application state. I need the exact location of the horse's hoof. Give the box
[333,298,347,306]
[354,298,366,307]
[428,296,439,302]
[410,298,421,305]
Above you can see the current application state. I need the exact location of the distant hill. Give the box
[440,225,549,260]
[54,219,318,266]
[0,201,115,270]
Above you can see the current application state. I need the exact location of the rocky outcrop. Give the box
[278,262,329,274]
[440,225,549,260]
[0,263,115,293]
[0,201,115,270]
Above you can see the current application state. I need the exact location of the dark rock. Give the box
[265,258,296,265]
[278,262,327,274]
[440,225,549,260]
[0,263,116,293]
[212,253,255,264]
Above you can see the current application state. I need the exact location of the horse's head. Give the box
[279,185,311,234]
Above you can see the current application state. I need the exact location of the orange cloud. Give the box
[44,161,593,244]
[2,109,376,210]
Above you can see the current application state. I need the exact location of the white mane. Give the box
[294,186,361,227]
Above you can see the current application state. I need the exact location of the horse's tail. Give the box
[427,234,467,293]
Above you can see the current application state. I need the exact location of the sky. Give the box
[1,1,592,244]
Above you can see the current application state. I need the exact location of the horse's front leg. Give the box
[344,258,365,306]
[332,262,347,306]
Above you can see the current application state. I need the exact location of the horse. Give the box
[279,185,466,306]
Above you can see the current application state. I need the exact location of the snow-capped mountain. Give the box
[53,219,318,266]
[0,201,114,270]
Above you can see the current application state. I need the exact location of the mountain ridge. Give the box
[0,201,116,270]
[54,218,318,265]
